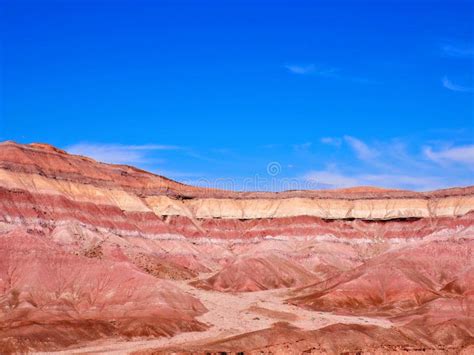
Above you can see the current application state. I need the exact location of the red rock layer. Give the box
[3,183,471,240]
[0,228,207,352]
[191,254,318,292]
[0,141,473,353]
[1,141,473,242]
[139,320,474,354]
[0,187,172,235]
[289,238,474,316]
[167,213,474,239]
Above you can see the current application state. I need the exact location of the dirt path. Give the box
[38,277,392,354]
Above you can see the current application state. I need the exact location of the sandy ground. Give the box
[37,275,392,355]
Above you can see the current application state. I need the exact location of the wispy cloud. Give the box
[320,137,342,147]
[441,43,474,58]
[65,142,179,165]
[442,77,473,93]
[301,135,474,191]
[285,64,317,75]
[424,145,474,167]
[343,136,379,161]
[285,63,372,83]
[285,64,340,77]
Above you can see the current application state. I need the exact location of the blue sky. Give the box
[1,0,473,191]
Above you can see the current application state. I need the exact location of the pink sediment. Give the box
[0,141,473,353]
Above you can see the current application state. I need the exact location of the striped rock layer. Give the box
[0,141,473,353]
[1,141,473,240]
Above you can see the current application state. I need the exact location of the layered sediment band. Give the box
[0,141,473,240]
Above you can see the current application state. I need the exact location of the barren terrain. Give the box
[0,142,473,354]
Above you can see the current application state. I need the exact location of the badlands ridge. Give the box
[0,141,473,354]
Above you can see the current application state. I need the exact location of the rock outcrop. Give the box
[0,141,473,353]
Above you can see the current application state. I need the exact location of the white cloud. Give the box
[320,137,342,146]
[302,137,474,191]
[343,136,379,161]
[285,64,372,84]
[442,77,473,93]
[285,64,341,77]
[65,143,179,165]
[424,145,474,166]
[441,43,474,58]
[285,64,316,75]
